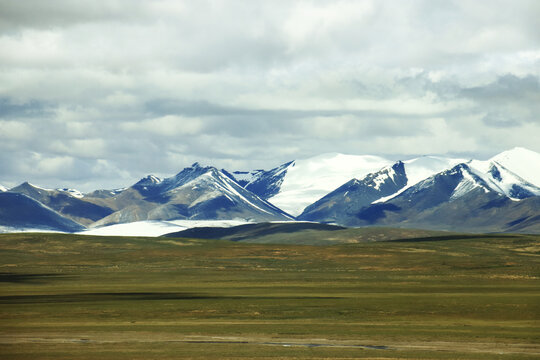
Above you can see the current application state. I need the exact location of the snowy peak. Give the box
[298,161,407,222]
[403,155,467,188]
[131,163,214,196]
[94,162,293,227]
[468,159,540,200]
[364,161,407,191]
[265,153,393,216]
[235,153,465,217]
[170,167,292,218]
[162,163,215,192]
[134,175,162,187]
[12,182,85,200]
[10,181,54,199]
[489,147,540,187]
[351,160,539,232]
[0,184,7,192]
[244,160,294,199]
[398,163,492,207]
[448,164,492,201]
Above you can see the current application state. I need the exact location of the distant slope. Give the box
[92,163,292,227]
[244,161,294,199]
[352,164,540,233]
[85,188,126,199]
[9,182,113,225]
[231,153,465,217]
[0,192,85,232]
[299,161,408,222]
[162,222,454,245]
[163,222,345,241]
[298,156,466,223]
[231,153,393,216]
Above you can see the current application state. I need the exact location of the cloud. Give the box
[0,120,33,140]
[121,116,205,136]
[482,113,521,128]
[0,0,538,191]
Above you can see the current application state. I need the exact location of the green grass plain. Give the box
[0,231,539,359]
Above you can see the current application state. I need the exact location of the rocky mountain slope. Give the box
[90,163,292,227]
[0,192,86,232]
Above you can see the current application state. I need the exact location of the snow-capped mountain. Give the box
[92,163,292,227]
[368,155,467,204]
[299,161,408,222]
[1,148,538,234]
[298,155,465,223]
[468,160,540,200]
[0,192,86,233]
[489,147,540,187]
[0,184,7,192]
[351,163,540,232]
[231,153,394,216]
[240,161,294,199]
[9,182,114,225]
[230,153,467,217]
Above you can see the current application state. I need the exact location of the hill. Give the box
[163,222,457,245]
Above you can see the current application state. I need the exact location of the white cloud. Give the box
[0,0,538,190]
[0,120,33,139]
[49,138,107,158]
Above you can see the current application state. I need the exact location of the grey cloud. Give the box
[0,97,53,118]
[0,0,149,30]
[482,113,521,128]
[461,75,540,102]
[461,75,540,125]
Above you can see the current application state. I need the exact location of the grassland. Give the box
[0,231,539,359]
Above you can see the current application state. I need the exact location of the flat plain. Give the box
[0,231,539,359]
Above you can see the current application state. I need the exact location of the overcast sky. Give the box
[0,0,539,191]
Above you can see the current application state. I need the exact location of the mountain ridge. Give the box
[1,148,538,234]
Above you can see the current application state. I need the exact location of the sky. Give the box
[0,0,539,191]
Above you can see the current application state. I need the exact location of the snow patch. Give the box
[0,226,67,234]
[268,153,392,216]
[57,188,84,198]
[371,166,397,190]
[80,219,252,237]
[450,169,489,201]
[232,170,263,184]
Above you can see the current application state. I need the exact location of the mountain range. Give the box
[1,147,539,235]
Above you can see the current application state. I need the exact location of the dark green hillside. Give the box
[163,222,459,245]
[162,221,345,241]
